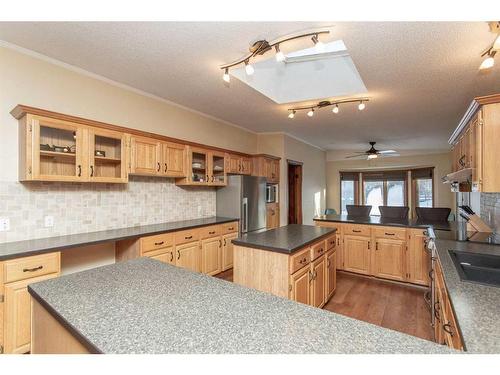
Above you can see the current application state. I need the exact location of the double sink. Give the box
[449,250,500,287]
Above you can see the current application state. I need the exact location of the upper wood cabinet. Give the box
[176,147,227,186]
[18,114,128,183]
[161,142,186,177]
[449,95,500,192]
[225,153,252,175]
[266,202,280,229]
[252,155,280,183]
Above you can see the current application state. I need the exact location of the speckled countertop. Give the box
[232,224,335,254]
[314,214,453,231]
[434,232,500,354]
[28,258,452,354]
[0,216,238,261]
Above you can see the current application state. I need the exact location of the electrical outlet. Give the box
[44,215,54,228]
[0,217,10,231]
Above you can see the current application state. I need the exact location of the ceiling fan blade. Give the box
[345,154,368,159]
[379,153,400,158]
[378,150,397,154]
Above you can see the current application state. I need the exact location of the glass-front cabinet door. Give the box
[210,151,226,186]
[190,147,209,184]
[88,128,128,183]
[31,116,85,181]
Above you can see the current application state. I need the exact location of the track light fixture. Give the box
[479,23,500,71]
[479,48,496,70]
[220,28,330,83]
[287,98,370,119]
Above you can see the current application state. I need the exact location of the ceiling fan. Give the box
[345,142,400,160]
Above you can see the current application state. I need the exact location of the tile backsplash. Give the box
[0,176,215,243]
[480,193,500,232]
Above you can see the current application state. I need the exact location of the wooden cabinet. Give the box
[88,128,128,183]
[209,151,227,185]
[289,266,311,305]
[310,255,327,308]
[225,154,252,175]
[175,241,201,273]
[222,232,238,271]
[266,202,280,229]
[252,155,280,183]
[160,142,186,177]
[407,229,430,286]
[343,235,371,275]
[201,237,222,276]
[326,249,337,301]
[177,147,227,186]
[373,238,405,281]
[1,252,61,354]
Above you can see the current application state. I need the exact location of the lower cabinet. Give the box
[176,241,202,273]
[326,249,337,301]
[289,266,311,305]
[266,202,280,229]
[201,237,222,276]
[407,229,430,286]
[343,235,371,275]
[373,238,405,281]
[222,232,238,271]
[1,252,61,354]
[310,255,327,308]
[147,247,175,265]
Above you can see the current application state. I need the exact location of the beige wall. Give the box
[0,46,258,182]
[257,133,327,225]
[326,152,454,214]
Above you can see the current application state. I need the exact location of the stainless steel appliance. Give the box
[216,175,267,234]
[266,184,278,203]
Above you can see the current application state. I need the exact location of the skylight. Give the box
[230,40,368,104]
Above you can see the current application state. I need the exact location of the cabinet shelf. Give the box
[94,155,122,163]
[40,150,76,159]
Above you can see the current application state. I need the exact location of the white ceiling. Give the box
[0,22,499,153]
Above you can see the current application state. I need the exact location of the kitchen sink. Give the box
[449,250,500,287]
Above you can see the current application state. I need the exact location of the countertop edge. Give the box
[0,217,239,261]
[232,228,336,254]
[28,284,103,354]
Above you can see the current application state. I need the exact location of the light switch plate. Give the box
[0,217,10,231]
[44,215,54,228]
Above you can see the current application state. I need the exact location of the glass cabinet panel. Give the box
[211,153,226,185]
[89,130,125,181]
[191,150,208,183]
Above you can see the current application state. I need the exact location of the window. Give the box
[362,171,407,215]
[412,168,434,209]
[387,180,405,206]
[363,181,384,215]
[340,172,359,215]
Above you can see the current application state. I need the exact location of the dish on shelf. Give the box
[192,162,204,169]
[213,166,223,171]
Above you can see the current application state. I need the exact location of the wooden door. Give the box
[162,142,186,177]
[175,241,201,273]
[148,248,175,265]
[4,273,59,354]
[30,116,87,182]
[374,238,405,281]
[210,151,226,186]
[241,157,252,175]
[343,235,370,275]
[326,250,337,301]
[266,203,279,229]
[311,255,326,308]
[222,232,238,271]
[289,266,310,305]
[288,163,302,224]
[226,154,241,174]
[407,229,430,286]
[201,237,222,275]
[88,128,128,183]
[130,136,160,175]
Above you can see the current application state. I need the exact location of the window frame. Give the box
[339,173,359,215]
[361,179,407,215]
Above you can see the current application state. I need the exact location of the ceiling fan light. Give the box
[307,109,314,117]
[367,154,378,159]
[275,45,285,62]
[222,68,230,83]
[332,104,339,114]
[244,60,254,75]
[358,101,366,111]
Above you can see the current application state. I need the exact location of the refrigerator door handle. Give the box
[242,197,248,233]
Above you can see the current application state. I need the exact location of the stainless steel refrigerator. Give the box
[216,175,267,234]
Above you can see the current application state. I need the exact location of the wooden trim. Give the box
[11,104,252,158]
[252,153,281,160]
[286,159,303,165]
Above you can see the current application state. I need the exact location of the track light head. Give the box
[288,110,296,119]
[332,104,339,114]
[244,60,254,75]
[358,101,366,111]
[311,34,325,52]
[223,68,230,83]
[275,45,285,62]
[307,109,314,117]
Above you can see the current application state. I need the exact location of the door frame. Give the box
[287,159,303,224]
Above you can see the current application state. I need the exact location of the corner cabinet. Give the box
[252,155,280,183]
[225,153,252,175]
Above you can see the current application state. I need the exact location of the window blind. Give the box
[411,167,434,179]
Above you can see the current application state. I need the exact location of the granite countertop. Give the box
[0,216,238,261]
[314,214,453,231]
[232,224,336,254]
[28,258,452,354]
[433,235,500,353]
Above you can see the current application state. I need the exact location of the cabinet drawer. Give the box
[199,225,221,239]
[311,240,327,261]
[344,224,371,237]
[175,228,200,245]
[326,234,336,250]
[3,252,60,283]
[141,232,174,253]
[221,221,238,234]
[290,247,311,274]
[374,226,407,240]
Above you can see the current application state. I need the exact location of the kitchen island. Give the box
[28,257,452,354]
[232,224,337,308]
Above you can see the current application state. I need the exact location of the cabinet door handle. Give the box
[164,163,167,173]
[157,162,161,172]
[185,235,193,240]
[443,323,454,336]
[385,232,395,236]
[170,251,174,262]
[224,238,226,246]
[154,241,165,246]
[77,165,82,177]
[376,242,379,251]
[327,259,331,268]
[23,265,43,273]
[219,239,222,247]
[177,250,180,260]
[209,231,216,234]
[228,227,234,231]
[352,229,361,233]
[211,175,214,182]
[309,270,314,282]
[90,165,94,177]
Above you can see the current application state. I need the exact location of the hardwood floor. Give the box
[215,268,433,342]
[323,272,433,341]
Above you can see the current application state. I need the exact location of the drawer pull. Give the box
[385,232,395,236]
[154,241,165,246]
[209,231,216,235]
[318,247,323,253]
[443,323,454,336]
[185,235,193,240]
[352,229,361,233]
[23,265,43,273]
[228,227,234,230]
